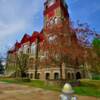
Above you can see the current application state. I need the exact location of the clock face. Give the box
[48,0,55,7]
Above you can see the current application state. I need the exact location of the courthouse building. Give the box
[6,0,88,80]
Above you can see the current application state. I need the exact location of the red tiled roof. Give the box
[30,31,44,44]
[15,41,21,49]
[38,32,44,42]
[30,31,39,44]
[8,31,44,54]
[21,33,30,44]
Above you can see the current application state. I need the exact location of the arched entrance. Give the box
[27,73,29,78]
[72,73,74,79]
[37,73,40,79]
[45,73,50,80]
[54,73,59,80]
[30,73,33,79]
[76,72,81,79]
[67,73,71,80]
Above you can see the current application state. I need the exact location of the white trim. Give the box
[37,72,41,74]
[44,71,51,74]
[53,71,60,74]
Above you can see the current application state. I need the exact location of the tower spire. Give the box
[43,0,70,33]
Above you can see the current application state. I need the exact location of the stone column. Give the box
[62,63,66,80]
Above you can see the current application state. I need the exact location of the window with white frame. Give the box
[31,43,36,55]
[23,45,29,54]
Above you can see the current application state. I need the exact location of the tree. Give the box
[0,58,4,74]
[43,34,65,79]
[42,20,83,80]
[75,22,100,75]
[93,38,100,56]
[91,38,100,73]
[16,53,29,79]
[75,21,96,47]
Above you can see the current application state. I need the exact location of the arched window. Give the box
[72,73,74,79]
[31,44,36,54]
[45,73,50,80]
[27,73,29,78]
[68,73,71,80]
[37,73,40,79]
[30,73,33,79]
[27,48,30,53]
[76,72,81,79]
[54,73,59,80]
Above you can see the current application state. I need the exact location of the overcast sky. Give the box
[0,0,100,57]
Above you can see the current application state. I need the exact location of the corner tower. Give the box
[43,0,70,33]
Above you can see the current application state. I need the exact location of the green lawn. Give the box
[74,86,100,97]
[74,79,100,97]
[0,78,62,91]
[0,78,100,97]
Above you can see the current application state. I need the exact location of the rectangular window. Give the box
[31,44,36,55]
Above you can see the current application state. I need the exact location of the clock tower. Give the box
[43,0,70,33]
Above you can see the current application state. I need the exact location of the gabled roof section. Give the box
[38,30,44,42]
[30,30,44,44]
[30,31,39,44]
[21,33,30,44]
[15,41,21,49]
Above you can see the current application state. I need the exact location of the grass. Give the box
[0,78,62,92]
[74,86,100,97]
[92,74,100,80]
[0,78,100,97]
[25,80,61,91]
[80,79,100,88]
[74,79,100,97]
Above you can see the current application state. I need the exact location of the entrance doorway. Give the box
[67,73,71,80]
[76,72,81,79]
[45,73,50,80]
[54,73,59,80]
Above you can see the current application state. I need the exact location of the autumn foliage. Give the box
[42,20,87,79]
